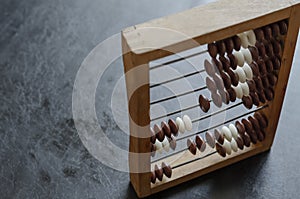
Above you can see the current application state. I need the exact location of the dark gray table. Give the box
[1,0,299,198]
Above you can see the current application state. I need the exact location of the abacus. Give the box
[122,0,300,197]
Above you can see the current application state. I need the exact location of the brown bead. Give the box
[248,130,258,144]
[242,119,253,133]
[257,58,267,76]
[208,43,218,58]
[168,135,177,150]
[205,131,216,148]
[273,41,282,57]
[216,143,226,157]
[199,94,211,113]
[206,77,217,93]
[249,62,260,77]
[154,165,164,181]
[227,87,237,102]
[248,116,260,131]
[195,135,206,152]
[279,20,288,35]
[214,129,225,145]
[254,76,264,92]
[228,54,238,70]
[268,73,278,86]
[212,58,223,72]
[211,92,222,108]
[187,139,197,155]
[265,60,274,73]
[265,42,274,57]
[216,40,226,56]
[150,127,156,144]
[254,29,265,41]
[261,75,270,88]
[256,130,265,142]
[224,38,234,54]
[154,124,165,142]
[263,26,273,40]
[151,171,156,184]
[220,71,232,89]
[247,80,256,92]
[204,59,216,77]
[168,119,178,136]
[227,68,239,86]
[236,121,246,134]
[241,133,251,147]
[256,42,266,57]
[258,91,267,104]
[235,136,244,150]
[271,23,280,37]
[264,88,274,101]
[219,90,230,105]
[213,73,225,90]
[254,112,268,129]
[232,35,241,51]
[242,96,253,109]
[272,56,281,70]
[250,92,260,106]
[162,162,172,178]
[249,46,259,62]
[161,121,171,138]
[151,143,156,157]
[219,56,231,72]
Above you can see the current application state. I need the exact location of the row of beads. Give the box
[151,162,172,184]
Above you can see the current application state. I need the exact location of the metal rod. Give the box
[150,49,208,71]
[150,69,205,88]
[150,85,207,105]
[172,151,218,169]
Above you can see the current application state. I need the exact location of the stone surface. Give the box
[1,0,300,198]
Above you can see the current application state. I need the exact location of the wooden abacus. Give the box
[122,0,300,197]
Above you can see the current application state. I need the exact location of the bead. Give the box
[154,165,164,181]
[176,117,185,133]
[221,126,232,142]
[214,129,225,145]
[246,30,257,46]
[151,171,156,184]
[199,94,210,113]
[195,135,206,152]
[240,82,250,96]
[205,131,216,148]
[154,124,165,142]
[235,67,246,83]
[242,96,253,109]
[237,33,249,48]
[233,84,243,99]
[229,124,238,139]
[241,48,253,64]
[216,143,226,157]
[183,115,192,131]
[150,127,156,144]
[187,138,197,155]
[168,135,177,150]
[204,59,216,77]
[227,87,237,102]
[223,139,232,155]
[162,162,172,178]
[231,139,238,152]
[242,63,253,80]
[211,92,223,108]
[208,43,218,58]
[168,119,178,136]
[154,140,163,154]
[161,121,171,138]
[233,51,245,67]
[206,77,217,92]
[236,136,244,150]
[162,137,170,152]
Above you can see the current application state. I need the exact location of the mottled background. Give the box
[0,0,300,198]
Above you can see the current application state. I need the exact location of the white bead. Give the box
[229,124,238,139]
[246,30,257,46]
[235,67,246,83]
[233,51,245,67]
[230,139,238,152]
[242,63,253,80]
[155,140,163,154]
[240,82,250,96]
[241,48,253,64]
[223,140,232,155]
[233,84,243,99]
[162,137,170,152]
[221,126,232,142]
[176,117,185,133]
[238,33,249,48]
[183,115,192,131]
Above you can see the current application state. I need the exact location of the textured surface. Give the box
[0,0,300,199]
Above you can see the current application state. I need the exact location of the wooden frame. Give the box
[122,0,300,197]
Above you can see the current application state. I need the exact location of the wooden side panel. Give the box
[122,34,151,198]
[262,4,300,149]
